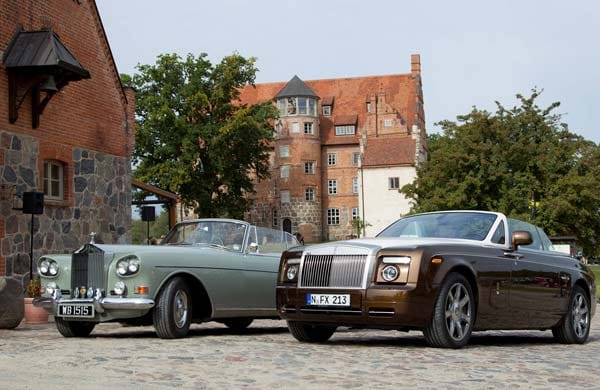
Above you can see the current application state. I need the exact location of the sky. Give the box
[96,0,600,143]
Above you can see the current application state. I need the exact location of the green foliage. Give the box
[350,217,371,238]
[131,209,171,244]
[129,53,278,218]
[402,90,600,255]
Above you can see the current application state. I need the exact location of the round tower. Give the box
[273,76,321,242]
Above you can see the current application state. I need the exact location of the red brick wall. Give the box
[0,0,131,158]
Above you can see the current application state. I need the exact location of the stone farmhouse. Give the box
[0,0,134,327]
[239,55,426,242]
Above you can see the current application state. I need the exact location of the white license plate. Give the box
[58,304,95,318]
[306,293,350,306]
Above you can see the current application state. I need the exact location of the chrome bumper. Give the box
[34,296,155,314]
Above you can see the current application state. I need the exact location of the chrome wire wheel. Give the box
[444,282,472,341]
[173,289,189,329]
[571,292,589,339]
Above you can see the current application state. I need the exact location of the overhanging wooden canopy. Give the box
[131,179,180,229]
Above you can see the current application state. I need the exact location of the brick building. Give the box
[0,0,134,326]
[240,55,426,241]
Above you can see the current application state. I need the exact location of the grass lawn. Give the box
[589,264,600,301]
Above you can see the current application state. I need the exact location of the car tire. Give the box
[153,277,192,339]
[423,273,475,348]
[55,317,96,337]
[222,318,253,331]
[552,285,591,344]
[287,321,336,343]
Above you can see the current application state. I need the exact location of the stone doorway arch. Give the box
[282,218,292,233]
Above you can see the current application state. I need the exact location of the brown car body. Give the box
[277,211,596,347]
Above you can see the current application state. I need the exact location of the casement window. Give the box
[328,179,338,195]
[304,122,313,134]
[43,160,64,200]
[322,105,331,116]
[281,190,290,204]
[327,208,340,225]
[280,165,290,178]
[389,177,400,189]
[327,153,337,166]
[335,125,356,136]
[272,209,279,226]
[279,145,289,158]
[292,122,300,133]
[352,207,359,220]
[366,102,371,113]
[304,161,315,174]
[352,177,359,194]
[352,152,360,166]
[384,119,393,127]
[305,187,315,201]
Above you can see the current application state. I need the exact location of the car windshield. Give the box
[162,221,247,251]
[377,212,498,241]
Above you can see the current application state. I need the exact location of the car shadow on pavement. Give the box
[90,325,290,339]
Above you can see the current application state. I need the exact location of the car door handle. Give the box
[503,252,523,260]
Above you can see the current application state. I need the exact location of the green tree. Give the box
[131,209,171,244]
[351,217,371,238]
[402,90,600,254]
[127,53,278,218]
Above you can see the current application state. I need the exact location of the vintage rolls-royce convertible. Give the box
[35,219,299,338]
[277,211,596,348]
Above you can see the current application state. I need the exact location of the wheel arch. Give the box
[438,263,479,311]
[154,271,213,321]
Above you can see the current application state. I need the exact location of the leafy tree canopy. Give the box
[402,90,600,254]
[126,53,278,218]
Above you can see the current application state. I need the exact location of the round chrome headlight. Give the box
[116,262,128,276]
[381,265,399,282]
[127,259,140,273]
[39,260,49,274]
[116,256,140,276]
[286,265,298,281]
[48,262,59,276]
[114,281,126,296]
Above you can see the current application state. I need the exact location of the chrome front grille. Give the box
[300,254,368,288]
[71,245,105,289]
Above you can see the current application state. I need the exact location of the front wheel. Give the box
[423,273,475,348]
[552,285,591,344]
[287,321,336,343]
[153,277,192,339]
[55,317,96,337]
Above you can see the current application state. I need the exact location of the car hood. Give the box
[90,243,238,256]
[304,237,485,253]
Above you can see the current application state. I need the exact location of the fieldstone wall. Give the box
[0,131,131,291]
[280,198,322,243]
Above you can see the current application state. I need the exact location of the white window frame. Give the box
[292,122,300,133]
[43,160,64,200]
[304,122,313,134]
[280,165,290,179]
[327,153,337,166]
[279,145,289,158]
[335,125,356,136]
[305,187,315,201]
[352,207,359,220]
[328,179,337,195]
[352,152,360,166]
[322,105,331,116]
[352,177,359,194]
[366,102,371,113]
[389,177,400,190]
[384,119,393,127]
[281,190,290,204]
[304,161,315,174]
[327,208,340,225]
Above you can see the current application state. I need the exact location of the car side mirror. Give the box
[512,230,532,250]
[248,242,259,253]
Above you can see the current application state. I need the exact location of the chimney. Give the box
[411,54,421,77]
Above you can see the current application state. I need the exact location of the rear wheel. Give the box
[222,318,253,331]
[153,277,192,339]
[552,285,590,344]
[287,321,336,343]
[423,273,475,348]
[55,317,96,337]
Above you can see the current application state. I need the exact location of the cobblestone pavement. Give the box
[1,316,599,390]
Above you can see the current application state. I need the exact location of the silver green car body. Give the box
[35,219,299,338]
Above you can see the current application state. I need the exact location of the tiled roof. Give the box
[321,96,334,105]
[362,136,416,167]
[239,73,418,146]
[334,114,357,125]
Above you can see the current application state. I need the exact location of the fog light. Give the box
[286,265,298,281]
[114,281,126,296]
[382,265,399,282]
[45,282,57,295]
